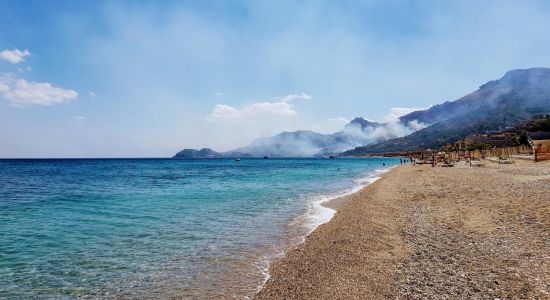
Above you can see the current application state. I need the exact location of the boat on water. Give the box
[263,156,268,159]
[235,158,241,161]
[329,155,336,159]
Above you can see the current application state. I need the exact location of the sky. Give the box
[1,0,550,158]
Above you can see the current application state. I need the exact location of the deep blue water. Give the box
[0,158,399,299]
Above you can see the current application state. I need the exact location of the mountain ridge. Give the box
[344,67,550,155]
[174,67,550,158]
[174,117,405,158]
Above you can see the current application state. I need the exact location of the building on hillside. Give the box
[463,132,518,148]
[528,132,550,162]
[532,113,550,120]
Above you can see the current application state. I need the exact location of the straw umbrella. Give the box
[473,149,481,160]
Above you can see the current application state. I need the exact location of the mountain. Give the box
[174,117,415,158]
[344,68,550,155]
[174,68,550,158]
[173,148,252,158]
[232,130,339,157]
[223,116,426,157]
[345,117,381,129]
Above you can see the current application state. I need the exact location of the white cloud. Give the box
[208,93,312,123]
[89,91,96,97]
[278,92,312,102]
[209,104,242,120]
[75,115,86,120]
[203,93,316,150]
[0,49,31,64]
[0,76,78,107]
[209,101,297,122]
[213,91,223,96]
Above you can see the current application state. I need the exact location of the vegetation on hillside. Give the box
[344,68,550,155]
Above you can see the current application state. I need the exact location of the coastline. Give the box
[305,167,393,234]
[255,160,550,299]
[253,167,395,295]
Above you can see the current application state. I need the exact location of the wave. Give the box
[254,166,394,294]
[304,167,391,233]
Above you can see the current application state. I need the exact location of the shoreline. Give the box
[255,160,550,299]
[306,167,394,233]
[322,168,391,211]
[252,166,395,295]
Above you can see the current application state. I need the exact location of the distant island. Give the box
[173,148,253,159]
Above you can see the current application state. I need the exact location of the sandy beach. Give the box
[256,160,550,299]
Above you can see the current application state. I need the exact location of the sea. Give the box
[0,157,399,299]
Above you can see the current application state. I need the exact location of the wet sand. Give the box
[255,160,550,299]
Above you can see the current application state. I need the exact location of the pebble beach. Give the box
[256,160,550,299]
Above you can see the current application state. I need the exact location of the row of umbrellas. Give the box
[443,144,534,162]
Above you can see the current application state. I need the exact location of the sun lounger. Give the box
[470,161,485,167]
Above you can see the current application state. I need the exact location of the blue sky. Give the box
[1,0,550,157]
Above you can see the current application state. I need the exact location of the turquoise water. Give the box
[0,158,398,299]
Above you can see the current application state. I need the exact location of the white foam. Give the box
[254,167,395,293]
[303,167,392,233]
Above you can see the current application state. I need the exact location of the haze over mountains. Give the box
[345,67,550,155]
[174,117,424,158]
[174,68,550,158]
